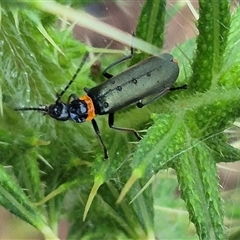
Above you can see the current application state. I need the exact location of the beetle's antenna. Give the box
[56,52,89,103]
[14,106,48,113]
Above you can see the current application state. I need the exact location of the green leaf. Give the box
[132,0,167,63]
[1,1,240,239]
[173,141,225,239]
[190,0,230,91]
[208,136,240,163]
[0,165,58,239]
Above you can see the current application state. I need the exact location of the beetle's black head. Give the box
[14,101,70,121]
[48,102,69,121]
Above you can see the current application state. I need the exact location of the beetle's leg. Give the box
[67,94,79,103]
[102,46,134,79]
[136,88,170,108]
[91,119,109,159]
[108,113,142,140]
[137,84,187,108]
[84,87,90,93]
[170,84,188,92]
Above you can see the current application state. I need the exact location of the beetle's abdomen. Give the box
[87,53,179,115]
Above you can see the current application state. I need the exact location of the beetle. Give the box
[15,48,187,159]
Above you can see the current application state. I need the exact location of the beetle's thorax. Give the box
[48,97,95,123]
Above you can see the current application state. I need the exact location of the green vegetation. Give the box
[0,1,240,239]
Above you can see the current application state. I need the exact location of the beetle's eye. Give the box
[48,104,61,117]
[48,103,69,121]
[53,106,60,115]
